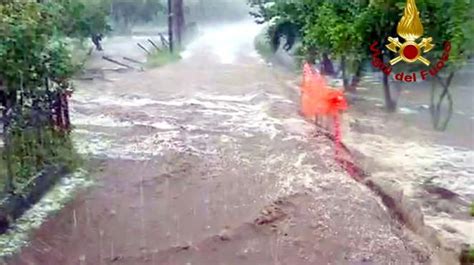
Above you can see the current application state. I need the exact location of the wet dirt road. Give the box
[5,21,433,265]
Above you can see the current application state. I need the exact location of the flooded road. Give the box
[4,21,433,264]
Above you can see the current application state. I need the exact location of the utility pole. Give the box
[173,0,185,49]
[167,0,174,53]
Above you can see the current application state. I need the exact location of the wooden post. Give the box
[103,56,135,69]
[167,0,174,53]
[123,57,144,65]
[2,90,15,193]
[148,39,161,52]
[136,43,151,55]
[173,0,185,47]
[158,33,169,48]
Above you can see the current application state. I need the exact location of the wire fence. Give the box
[0,81,74,197]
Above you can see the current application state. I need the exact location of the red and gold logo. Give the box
[370,0,451,82]
[386,0,434,66]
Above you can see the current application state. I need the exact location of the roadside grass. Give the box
[146,49,181,68]
[0,130,82,195]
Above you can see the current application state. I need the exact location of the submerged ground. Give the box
[2,21,443,264]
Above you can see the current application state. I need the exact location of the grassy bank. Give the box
[146,49,181,68]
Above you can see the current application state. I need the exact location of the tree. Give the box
[249,0,365,87]
[360,0,473,118]
[42,0,111,40]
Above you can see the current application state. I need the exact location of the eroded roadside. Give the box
[340,74,474,263]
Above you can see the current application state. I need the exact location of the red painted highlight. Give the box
[300,63,347,118]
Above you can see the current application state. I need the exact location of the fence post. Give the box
[167,0,174,53]
[2,91,15,194]
[62,92,71,132]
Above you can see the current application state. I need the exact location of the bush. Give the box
[254,29,273,60]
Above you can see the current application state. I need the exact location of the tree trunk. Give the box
[62,92,71,132]
[349,62,362,92]
[306,48,317,65]
[430,72,455,131]
[320,53,335,76]
[382,73,396,111]
[382,55,396,112]
[341,56,350,92]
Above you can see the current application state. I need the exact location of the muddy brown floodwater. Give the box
[5,21,434,265]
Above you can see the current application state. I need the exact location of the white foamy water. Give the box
[72,91,160,107]
[71,89,297,160]
[181,21,264,64]
[345,126,474,199]
[344,115,474,247]
[72,113,133,128]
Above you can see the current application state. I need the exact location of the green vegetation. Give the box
[0,0,109,194]
[8,128,82,192]
[460,246,474,264]
[69,39,94,68]
[49,0,111,40]
[146,50,181,68]
[254,29,273,61]
[470,202,474,217]
[249,0,474,125]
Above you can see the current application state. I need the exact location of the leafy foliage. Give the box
[0,0,109,194]
[250,0,473,70]
[108,0,165,30]
[46,0,111,39]
[0,0,110,90]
